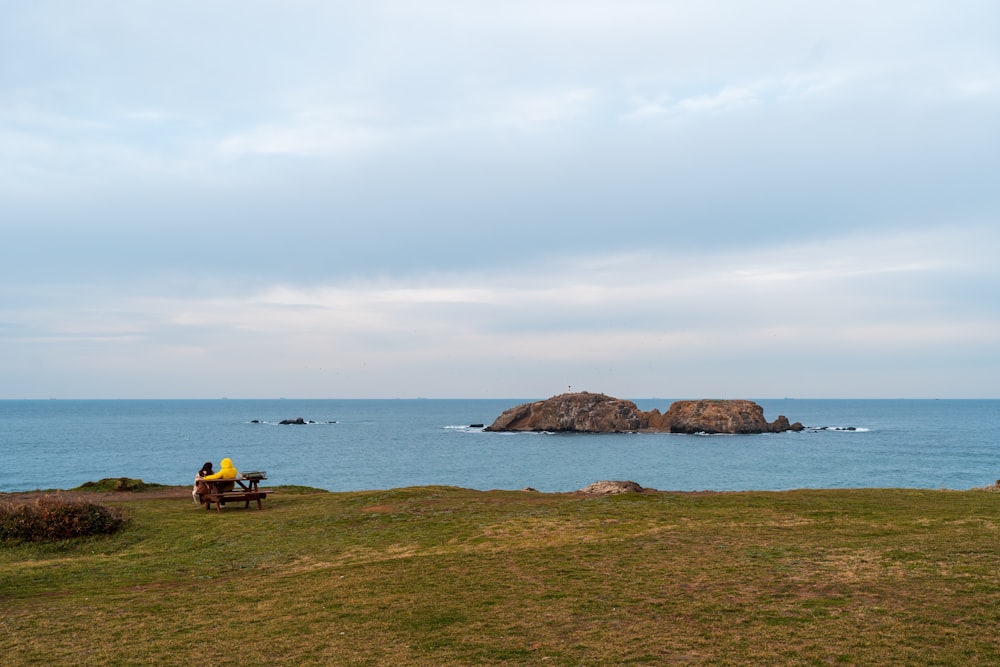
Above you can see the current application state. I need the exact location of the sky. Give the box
[2,1,998,399]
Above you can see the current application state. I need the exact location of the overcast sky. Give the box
[2,1,998,399]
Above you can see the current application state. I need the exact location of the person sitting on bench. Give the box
[197,457,238,497]
[192,461,213,504]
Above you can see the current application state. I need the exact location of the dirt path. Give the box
[1,486,193,504]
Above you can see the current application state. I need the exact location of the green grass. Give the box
[3,486,1000,665]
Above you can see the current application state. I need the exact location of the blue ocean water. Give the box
[1,399,998,494]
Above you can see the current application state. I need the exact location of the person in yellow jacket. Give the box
[199,457,238,494]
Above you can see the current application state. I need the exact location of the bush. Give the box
[0,496,130,543]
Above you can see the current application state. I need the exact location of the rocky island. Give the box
[485,392,803,434]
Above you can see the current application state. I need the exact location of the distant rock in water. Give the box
[484,393,803,434]
[279,417,309,425]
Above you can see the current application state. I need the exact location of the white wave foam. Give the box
[807,426,869,432]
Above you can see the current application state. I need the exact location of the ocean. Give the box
[1,399,998,494]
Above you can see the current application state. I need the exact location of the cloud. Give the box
[623,86,760,121]
[954,72,1000,97]
[2,1,999,397]
[217,107,388,159]
[619,70,859,123]
[3,223,995,397]
[490,88,598,130]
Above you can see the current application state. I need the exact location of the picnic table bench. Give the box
[200,473,271,512]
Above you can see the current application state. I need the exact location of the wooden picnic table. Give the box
[199,475,270,512]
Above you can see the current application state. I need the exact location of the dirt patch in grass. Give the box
[359,504,399,513]
[2,484,324,504]
[1,485,193,505]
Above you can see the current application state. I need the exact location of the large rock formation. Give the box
[485,392,644,433]
[485,393,802,434]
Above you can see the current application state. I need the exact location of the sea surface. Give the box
[1,399,998,494]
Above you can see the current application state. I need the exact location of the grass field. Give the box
[3,485,1000,665]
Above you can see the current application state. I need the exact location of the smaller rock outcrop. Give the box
[651,399,803,434]
[577,480,647,495]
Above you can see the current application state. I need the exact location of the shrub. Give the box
[0,495,130,543]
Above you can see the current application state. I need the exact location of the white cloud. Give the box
[217,108,387,158]
[7,224,993,394]
[621,87,759,122]
[620,73,850,122]
[489,88,598,130]
[954,73,1000,97]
